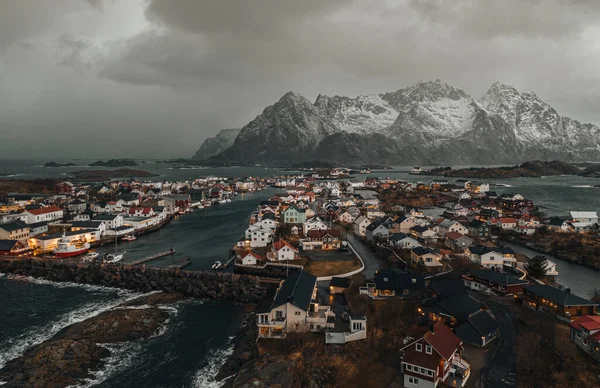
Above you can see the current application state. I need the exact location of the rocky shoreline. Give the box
[0,259,267,302]
[0,292,184,388]
[67,168,158,181]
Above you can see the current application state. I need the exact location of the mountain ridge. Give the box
[194,80,600,165]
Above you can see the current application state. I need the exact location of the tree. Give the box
[525,256,548,279]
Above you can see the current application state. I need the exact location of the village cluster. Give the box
[1,171,600,388]
[240,174,600,388]
[0,176,268,257]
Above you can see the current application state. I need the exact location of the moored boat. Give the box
[53,233,90,258]
[82,252,99,262]
[121,234,137,242]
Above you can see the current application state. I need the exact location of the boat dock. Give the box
[168,256,191,269]
[129,250,176,266]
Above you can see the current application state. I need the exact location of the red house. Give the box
[0,240,30,256]
[400,321,471,388]
[55,181,75,195]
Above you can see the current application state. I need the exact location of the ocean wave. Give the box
[192,344,235,388]
[1,274,130,296]
[494,183,514,187]
[572,185,594,188]
[67,342,143,388]
[0,290,157,369]
[0,174,24,177]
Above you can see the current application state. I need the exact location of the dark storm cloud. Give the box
[0,0,599,159]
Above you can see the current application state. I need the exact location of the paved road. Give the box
[477,297,518,388]
[345,232,381,279]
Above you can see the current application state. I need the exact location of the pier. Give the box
[129,250,177,266]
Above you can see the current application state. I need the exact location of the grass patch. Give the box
[305,258,362,277]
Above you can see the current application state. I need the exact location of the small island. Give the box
[579,164,600,177]
[422,160,581,178]
[90,159,138,167]
[67,168,158,181]
[44,161,77,167]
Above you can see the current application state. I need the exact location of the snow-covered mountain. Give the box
[201,80,600,165]
[192,128,241,160]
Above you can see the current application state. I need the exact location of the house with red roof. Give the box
[270,240,299,261]
[128,207,155,218]
[499,217,517,230]
[23,206,63,224]
[300,229,342,251]
[569,315,600,361]
[400,321,471,388]
[239,250,265,266]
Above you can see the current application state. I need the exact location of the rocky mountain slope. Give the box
[198,80,600,165]
[192,128,241,160]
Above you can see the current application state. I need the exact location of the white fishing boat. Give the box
[121,234,137,242]
[105,253,124,263]
[82,252,99,262]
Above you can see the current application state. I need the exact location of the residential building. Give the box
[0,221,30,241]
[23,206,63,224]
[569,315,600,362]
[337,211,356,224]
[302,216,328,235]
[466,245,516,268]
[329,277,351,295]
[0,239,30,256]
[282,205,306,224]
[256,271,334,339]
[521,285,598,319]
[411,247,443,267]
[366,220,390,242]
[400,322,471,388]
[392,216,416,234]
[499,218,517,230]
[300,229,342,251]
[367,270,425,299]
[270,240,298,261]
[463,269,528,295]
[466,220,490,238]
[444,232,473,252]
[410,225,438,242]
[435,219,469,237]
[389,233,421,249]
[353,216,371,237]
[93,214,124,229]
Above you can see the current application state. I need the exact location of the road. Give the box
[477,297,518,388]
[345,232,381,279]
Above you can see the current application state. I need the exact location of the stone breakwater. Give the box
[0,259,267,303]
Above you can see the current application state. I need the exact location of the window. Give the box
[294,311,301,316]
[420,368,425,374]
[276,311,283,318]
[427,370,433,377]
[425,345,432,354]
[408,377,419,385]
[416,343,422,352]
[406,364,412,371]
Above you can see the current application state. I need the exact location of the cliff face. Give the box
[192,128,241,160]
[202,80,600,166]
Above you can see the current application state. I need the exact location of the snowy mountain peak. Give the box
[313,93,398,133]
[380,80,469,112]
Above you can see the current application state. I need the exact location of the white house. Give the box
[353,216,371,237]
[366,221,390,242]
[93,214,124,229]
[338,211,356,224]
[459,192,472,200]
[257,271,334,339]
[23,206,63,224]
[435,219,469,237]
[366,209,385,220]
[570,211,598,224]
[303,217,328,235]
[244,225,274,248]
[240,251,264,266]
[410,247,443,267]
[466,245,516,268]
[389,233,421,249]
[270,240,298,261]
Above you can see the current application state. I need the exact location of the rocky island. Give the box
[67,168,158,181]
[0,292,181,388]
[423,160,581,178]
[44,161,77,167]
[90,159,138,167]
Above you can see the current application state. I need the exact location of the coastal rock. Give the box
[0,259,267,302]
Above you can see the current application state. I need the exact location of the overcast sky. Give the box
[1,0,599,159]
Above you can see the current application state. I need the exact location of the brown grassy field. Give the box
[304,258,362,277]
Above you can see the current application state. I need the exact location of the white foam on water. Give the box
[494,183,514,187]
[192,344,236,388]
[572,185,593,188]
[66,341,143,388]
[0,290,158,369]
[2,274,131,296]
